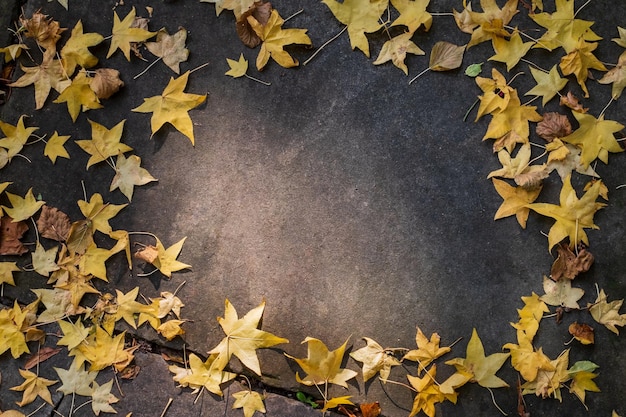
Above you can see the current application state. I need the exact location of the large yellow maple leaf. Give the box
[209,300,288,376]
[407,365,456,417]
[9,52,70,109]
[286,336,356,388]
[60,20,104,75]
[349,337,402,382]
[53,70,102,122]
[527,175,605,250]
[0,115,38,160]
[559,39,607,97]
[107,7,155,60]
[491,178,542,228]
[321,0,388,57]
[169,352,236,396]
[75,119,133,169]
[247,9,311,70]
[390,0,432,34]
[132,71,206,145]
[9,369,57,406]
[489,31,533,71]
[466,0,518,48]
[561,111,624,169]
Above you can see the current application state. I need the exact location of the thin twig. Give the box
[487,387,508,416]
[303,26,348,66]
[599,96,615,119]
[283,9,304,23]
[159,398,174,417]
[408,67,431,85]
[463,98,479,122]
[574,0,592,17]
[189,62,210,75]
[26,402,48,417]
[245,74,271,86]
[134,57,162,79]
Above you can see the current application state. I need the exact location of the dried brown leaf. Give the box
[536,112,571,142]
[550,243,594,281]
[568,322,594,344]
[237,1,272,48]
[560,91,588,113]
[24,347,62,370]
[130,16,151,59]
[134,245,158,263]
[429,41,466,71]
[89,68,124,100]
[118,364,141,379]
[36,205,71,241]
[0,216,28,255]
[514,166,549,189]
[20,11,66,52]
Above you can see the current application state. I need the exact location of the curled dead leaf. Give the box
[514,166,549,190]
[237,1,273,48]
[130,16,151,59]
[536,112,572,142]
[36,205,71,241]
[550,243,594,281]
[0,216,28,255]
[89,68,124,99]
[119,364,141,379]
[559,91,588,113]
[24,347,62,370]
[134,245,158,264]
[568,322,594,344]
[20,11,66,52]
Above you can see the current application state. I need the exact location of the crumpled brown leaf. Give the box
[560,91,588,113]
[36,205,71,241]
[20,11,66,52]
[550,242,594,281]
[537,112,572,142]
[237,1,272,48]
[568,322,594,344]
[89,68,124,99]
[514,167,549,189]
[0,215,28,255]
[134,245,158,263]
[130,16,151,59]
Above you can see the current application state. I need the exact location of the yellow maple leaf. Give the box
[483,92,543,152]
[373,32,424,75]
[559,39,607,97]
[9,52,70,109]
[91,380,119,416]
[77,326,137,371]
[287,336,356,388]
[402,327,450,371]
[407,364,457,417]
[152,236,191,277]
[390,0,432,34]
[510,292,549,341]
[0,43,28,62]
[107,7,156,60]
[44,131,71,163]
[321,0,387,57]
[10,369,58,406]
[169,352,236,395]
[445,328,509,388]
[31,242,59,276]
[54,364,97,396]
[60,20,104,75]
[540,275,584,309]
[521,349,570,400]
[76,119,133,169]
[589,288,626,335]
[247,9,311,70]
[475,68,514,120]
[110,153,157,202]
[503,330,554,382]
[111,287,152,328]
[489,31,533,71]
[77,192,127,235]
[350,337,402,382]
[232,389,266,417]
[561,111,624,168]
[145,28,189,74]
[209,299,288,376]
[527,175,605,250]
[132,71,206,144]
[525,65,568,106]
[0,261,20,286]
[157,319,186,340]
[54,70,103,122]
[0,301,31,358]
[531,0,601,53]
[2,188,45,222]
[0,115,39,161]
[58,317,91,350]
[491,178,541,228]
[599,50,626,99]
[466,0,518,48]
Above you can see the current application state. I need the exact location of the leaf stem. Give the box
[189,62,211,75]
[463,98,479,121]
[408,67,431,85]
[283,9,304,23]
[26,402,47,417]
[486,387,507,416]
[574,0,592,17]
[599,96,615,119]
[303,26,348,66]
[160,398,174,417]
[245,74,271,86]
[521,58,548,73]
[134,57,162,79]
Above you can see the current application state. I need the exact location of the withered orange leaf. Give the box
[550,242,593,281]
[568,322,594,345]
[0,216,28,255]
[536,112,571,142]
[236,1,272,48]
[89,68,124,100]
[37,205,71,241]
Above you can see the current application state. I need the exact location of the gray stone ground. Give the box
[1,0,626,416]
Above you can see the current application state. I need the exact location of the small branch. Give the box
[26,402,48,417]
[189,62,210,75]
[522,95,541,106]
[303,26,348,66]
[13,153,32,163]
[599,96,615,119]
[463,98,479,121]
[574,0,592,17]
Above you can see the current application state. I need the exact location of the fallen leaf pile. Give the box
[1,1,626,417]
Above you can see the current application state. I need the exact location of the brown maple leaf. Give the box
[536,112,572,142]
[550,242,593,281]
[559,91,588,113]
[237,1,272,48]
[36,205,71,241]
[0,215,28,255]
[20,11,66,52]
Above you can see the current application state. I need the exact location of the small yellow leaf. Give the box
[225,54,249,78]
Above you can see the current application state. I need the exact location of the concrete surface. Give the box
[1,0,626,416]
